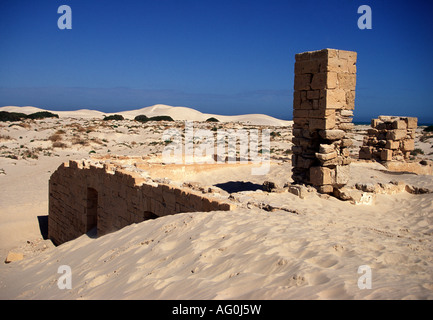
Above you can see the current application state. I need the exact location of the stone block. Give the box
[327,72,338,89]
[293,109,310,118]
[327,56,349,73]
[371,118,382,128]
[310,73,327,90]
[322,89,347,109]
[335,165,350,185]
[319,144,335,154]
[309,117,336,130]
[309,166,335,186]
[341,138,353,147]
[316,151,338,161]
[380,149,393,161]
[340,110,354,117]
[359,146,373,160]
[319,129,345,140]
[386,129,406,141]
[405,117,418,129]
[294,59,320,74]
[317,185,334,194]
[385,140,399,150]
[5,252,24,263]
[294,74,311,91]
[337,73,356,90]
[338,50,357,61]
[309,109,335,119]
[307,90,321,100]
[339,122,354,131]
[401,139,414,151]
[392,120,407,130]
[345,90,356,110]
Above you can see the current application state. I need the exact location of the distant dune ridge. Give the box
[0,104,293,126]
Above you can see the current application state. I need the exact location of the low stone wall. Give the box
[359,116,417,162]
[48,160,235,245]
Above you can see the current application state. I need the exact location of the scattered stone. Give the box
[4,252,23,264]
[334,187,375,205]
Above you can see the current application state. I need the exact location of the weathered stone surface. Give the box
[335,165,350,185]
[381,149,393,161]
[49,159,235,245]
[5,252,23,263]
[292,49,356,192]
[386,129,406,141]
[359,116,417,162]
[319,129,345,140]
[401,139,414,151]
[309,166,335,186]
[316,151,338,161]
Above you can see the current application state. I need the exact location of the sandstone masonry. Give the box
[359,116,417,162]
[49,158,235,245]
[292,48,357,193]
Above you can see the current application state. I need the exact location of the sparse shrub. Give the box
[0,110,58,122]
[148,115,174,122]
[423,125,433,132]
[0,134,13,141]
[72,137,89,146]
[134,115,149,122]
[270,131,281,138]
[284,149,292,155]
[48,134,62,142]
[52,141,67,149]
[135,115,174,122]
[0,111,27,122]
[206,117,219,122]
[411,148,424,156]
[27,111,59,119]
[103,114,124,121]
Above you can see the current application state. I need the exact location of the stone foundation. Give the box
[48,158,236,245]
[292,48,357,193]
[359,115,417,162]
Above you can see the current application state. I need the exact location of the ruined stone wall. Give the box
[48,160,234,245]
[292,48,357,193]
[359,116,417,161]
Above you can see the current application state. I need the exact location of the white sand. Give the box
[0,104,293,126]
[0,106,432,300]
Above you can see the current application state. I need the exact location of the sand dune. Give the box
[1,192,432,299]
[0,104,292,126]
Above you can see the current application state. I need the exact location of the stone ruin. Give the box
[291,48,357,193]
[48,48,427,245]
[48,157,236,245]
[359,116,417,162]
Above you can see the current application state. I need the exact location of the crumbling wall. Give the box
[359,116,417,162]
[292,48,357,193]
[48,160,234,245]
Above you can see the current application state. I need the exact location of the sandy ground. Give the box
[0,105,432,299]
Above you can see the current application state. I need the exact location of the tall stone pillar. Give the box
[292,49,357,193]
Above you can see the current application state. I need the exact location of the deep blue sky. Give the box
[0,0,432,122]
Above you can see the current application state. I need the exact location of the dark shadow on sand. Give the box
[214,181,263,194]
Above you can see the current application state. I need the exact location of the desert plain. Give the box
[0,104,432,299]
